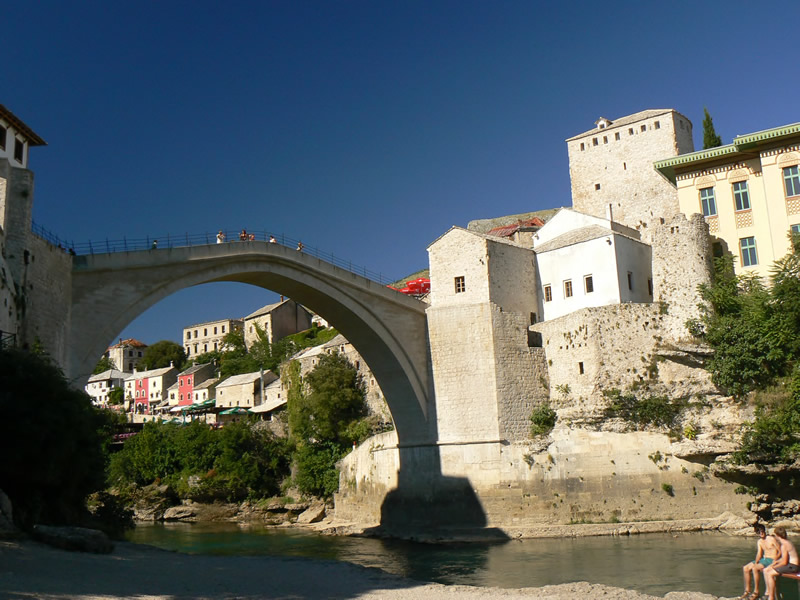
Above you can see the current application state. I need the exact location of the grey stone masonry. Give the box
[567,109,694,229]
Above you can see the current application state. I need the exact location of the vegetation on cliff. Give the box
[193,324,338,378]
[689,234,800,465]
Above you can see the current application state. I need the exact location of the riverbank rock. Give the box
[163,505,197,521]
[32,525,113,554]
[296,502,326,524]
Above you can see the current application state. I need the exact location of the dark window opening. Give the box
[627,272,633,290]
[527,330,543,348]
[530,312,537,325]
[0,125,6,151]
[578,362,585,375]
[13,138,23,162]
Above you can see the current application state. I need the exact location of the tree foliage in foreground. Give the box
[287,352,370,497]
[0,348,118,528]
[108,420,292,502]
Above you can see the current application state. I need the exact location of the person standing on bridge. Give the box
[216,231,225,244]
[239,229,248,241]
[296,241,304,251]
[151,240,158,249]
[269,235,277,244]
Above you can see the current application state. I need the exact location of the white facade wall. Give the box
[537,234,651,321]
[183,318,241,358]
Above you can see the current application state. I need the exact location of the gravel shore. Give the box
[0,539,738,600]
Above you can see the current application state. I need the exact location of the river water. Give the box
[126,522,768,597]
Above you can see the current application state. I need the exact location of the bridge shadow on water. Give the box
[364,444,510,543]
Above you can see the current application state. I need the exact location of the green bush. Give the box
[293,442,345,498]
[530,403,557,437]
[0,348,115,528]
[603,389,684,430]
[108,420,291,501]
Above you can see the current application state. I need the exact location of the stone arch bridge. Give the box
[69,242,435,445]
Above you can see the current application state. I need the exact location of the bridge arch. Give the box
[69,242,435,445]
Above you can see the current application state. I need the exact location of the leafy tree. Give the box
[108,420,291,502]
[702,107,722,149]
[0,348,115,528]
[289,352,367,446]
[93,356,117,374]
[287,352,368,497]
[140,340,187,370]
[108,386,125,405]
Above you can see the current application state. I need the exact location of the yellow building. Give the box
[655,122,800,280]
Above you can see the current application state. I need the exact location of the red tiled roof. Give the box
[107,338,148,350]
[487,218,545,238]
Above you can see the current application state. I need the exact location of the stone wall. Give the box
[533,303,716,411]
[0,160,72,364]
[568,110,694,229]
[650,212,712,339]
[335,427,746,531]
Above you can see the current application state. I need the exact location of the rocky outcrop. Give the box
[32,525,113,554]
[296,502,326,524]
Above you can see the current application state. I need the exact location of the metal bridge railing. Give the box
[30,223,393,286]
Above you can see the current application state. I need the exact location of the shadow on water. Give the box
[364,444,509,542]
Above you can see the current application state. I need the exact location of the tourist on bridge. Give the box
[296,241,304,251]
[239,229,248,241]
[216,231,225,243]
[151,240,158,249]
[269,235,277,244]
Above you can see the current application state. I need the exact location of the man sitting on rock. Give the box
[741,523,780,600]
[764,526,800,600]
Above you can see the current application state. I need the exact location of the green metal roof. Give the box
[733,123,800,149]
[654,121,800,184]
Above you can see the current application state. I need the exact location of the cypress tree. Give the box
[702,107,723,149]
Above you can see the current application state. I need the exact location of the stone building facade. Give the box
[183,318,242,358]
[567,109,694,230]
[243,298,312,348]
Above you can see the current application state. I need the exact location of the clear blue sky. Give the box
[4,1,800,347]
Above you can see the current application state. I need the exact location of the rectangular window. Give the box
[733,181,750,211]
[784,166,800,197]
[580,142,585,150]
[584,275,594,293]
[654,121,660,129]
[214,326,217,334]
[614,132,620,141]
[578,362,584,375]
[222,325,226,333]
[648,278,653,296]
[603,136,608,144]
[13,138,23,162]
[530,312,537,325]
[627,272,633,290]
[628,128,634,136]
[740,237,758,267]
[454,276,466,293]
[0,125,5,150]
[700,187,717,217]
[791,224,800,235]
[564,280,573,298]
[544,285,552,302]
[640,125,646,132]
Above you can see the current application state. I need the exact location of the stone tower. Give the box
[566,109,694,230]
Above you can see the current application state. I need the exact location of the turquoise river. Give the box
[125,522,793,598]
